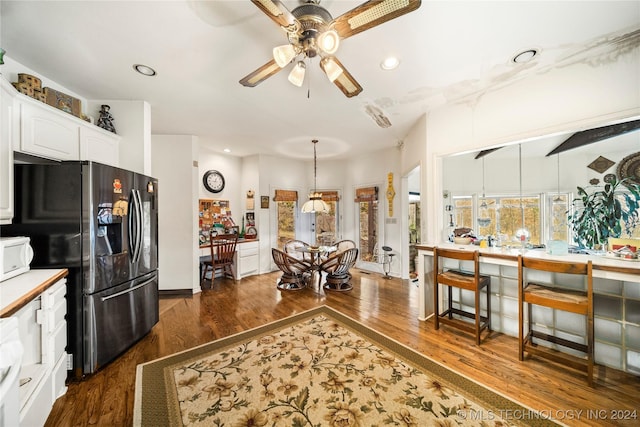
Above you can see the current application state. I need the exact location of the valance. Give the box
[354,186,378,202]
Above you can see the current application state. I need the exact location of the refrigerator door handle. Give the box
[128,189,143,263]
[133,189,144,263]
[100,276,156,302]
[128,191,136,261]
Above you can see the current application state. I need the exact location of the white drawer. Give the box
[240,241,259,251]
[50,322,67,363]
[41,279,66,309]
[52,353,68,400]
[20,366,53,427]
[240,246,259,257]
[47,299,66,334]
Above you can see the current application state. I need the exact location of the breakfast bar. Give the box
[416,243,640,375]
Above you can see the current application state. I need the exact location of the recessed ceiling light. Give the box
[133,64,156,76]
[223,148,231,153]
[380,56,400,70]
[511,49,538,64]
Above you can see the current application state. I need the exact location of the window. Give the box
[452,194,543,245]
[547,193,570,242]
[355,186,378,262]
[314,191,339,245]
[274,190,298,248]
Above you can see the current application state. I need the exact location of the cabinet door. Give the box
[19,99,80,160]
[80,126,120,166]
[0,80,15,223]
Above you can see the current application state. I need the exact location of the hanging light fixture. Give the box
[553,153,563,202]
[515,144,530,249]
[478,156,491,227]
[301,139,330,214]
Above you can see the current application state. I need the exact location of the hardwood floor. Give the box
[45,269,640,426]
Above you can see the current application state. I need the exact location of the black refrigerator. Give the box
[4,161,159,378]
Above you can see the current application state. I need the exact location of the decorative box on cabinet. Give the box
[18,96,80,160]
[0,78,16,224]
[80,125,120,166]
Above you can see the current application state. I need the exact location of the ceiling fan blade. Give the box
[251,0,299,32]
[239,59,284,87]
[320,57,363,98]
[333,0,421,40]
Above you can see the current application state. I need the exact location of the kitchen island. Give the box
[416,243,640,375]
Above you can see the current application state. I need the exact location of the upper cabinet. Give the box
[17,94,121,166]
[0,78,17,224]
[0,76,121,166]
[18,96,81,160]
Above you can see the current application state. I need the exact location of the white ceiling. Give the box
[1,1,639,160]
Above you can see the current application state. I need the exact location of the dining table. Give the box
[295,245,338,285]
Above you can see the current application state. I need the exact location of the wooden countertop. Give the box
[199,238,258,249]
[0,269,68,317]
[415,243,640,276]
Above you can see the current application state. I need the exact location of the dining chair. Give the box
[518,255,594,386]
[319,247,358,291]
[272,248,312,291]
[283,239,313,263]
[200,235,238,288]
[433,247,491,345]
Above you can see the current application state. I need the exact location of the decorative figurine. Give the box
[97,104,116,133]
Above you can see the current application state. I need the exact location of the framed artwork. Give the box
[261,196,269,209]
[246,212,255,222]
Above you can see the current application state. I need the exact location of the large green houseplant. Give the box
[568,175,640,249]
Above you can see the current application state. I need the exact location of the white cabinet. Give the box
[14,277,67,426]
[0,78,16,224]
[18,96,80,160]
[80,125,120,166]
[237,240,259,279]
[2,75,121,165]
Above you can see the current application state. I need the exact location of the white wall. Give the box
[152,134,199,292]
[87,100,151,175]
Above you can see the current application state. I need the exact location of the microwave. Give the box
[0,237,34,282]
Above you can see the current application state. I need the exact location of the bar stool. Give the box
[433,247,491,345]
[518,256,594,386]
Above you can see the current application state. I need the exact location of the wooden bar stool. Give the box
[433,247,491,345]
[518,256,594,386]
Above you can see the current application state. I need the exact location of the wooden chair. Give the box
[319,247,358,291]
[518,256,594,386]
[334,239,356,253]
[433,247,491,345]
[283,239,313,263]
[200,235,238,287]
[272,248,312,291]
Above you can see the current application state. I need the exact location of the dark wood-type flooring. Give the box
[45,269,640,426]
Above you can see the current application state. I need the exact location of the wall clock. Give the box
[203,170,225,193]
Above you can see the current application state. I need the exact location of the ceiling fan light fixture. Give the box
[288,61,306,87]
[320,57,343,82]
[273,44,297,67]
[317,29,339,54]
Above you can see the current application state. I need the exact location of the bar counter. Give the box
[416,243,640,375]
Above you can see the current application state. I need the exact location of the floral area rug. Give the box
[134,306,557,427]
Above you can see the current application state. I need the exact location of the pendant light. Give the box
[515,144,530,248]
[301,139,330,214]
[478,157,491,227]
[553,153,563,202]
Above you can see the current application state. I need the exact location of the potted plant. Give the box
[568,175,640,250]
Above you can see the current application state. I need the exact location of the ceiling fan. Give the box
[239,0,422,97]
